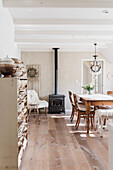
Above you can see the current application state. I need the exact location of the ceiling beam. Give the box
[13,19,113,25]
[15,39,113,44]
[17,43,107,52]
[14,24,113,32]
[15,30,113,36]
[3,0,113,8]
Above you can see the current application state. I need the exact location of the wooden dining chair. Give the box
[73,93,96,130]
[96,109,113,137]
[103,91,113,126]
[97,91,113,125]
[95,91,113,137]
[68,91,76,122]
[96,91,113,136]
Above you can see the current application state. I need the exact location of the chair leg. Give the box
[98,117,101,128]
[77,114,81,129]
[75,116,79,130]
[45,107,48,115]
[73,108,76,120]
[75,112,80,130]
[97,117,100,131]
[37,107,40,122]
[28,106,32,121]
[70,106,75,122]
[98,117,101,133]
[91,117,93,128]
[100,117,103,137]
[103,119,106,129]
[34,108,35,118]
[70,109,73,120]
[93,114,96,130]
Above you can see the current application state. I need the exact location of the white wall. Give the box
[21,51,113,111]
[21,52,54,99]
[104,61,113,93]
[0,0,20,59]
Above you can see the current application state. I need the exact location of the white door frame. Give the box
[81,59,105,94]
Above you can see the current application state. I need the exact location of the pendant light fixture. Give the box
[90,43,101,73]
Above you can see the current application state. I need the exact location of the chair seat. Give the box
[28,100,48,109]
[96,109,113,117]
[78,101,84,104]
[27,90,48,109]
[77,104,94,112]
[38,100,48,109]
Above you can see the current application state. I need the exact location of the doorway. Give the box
[81,59,105,94]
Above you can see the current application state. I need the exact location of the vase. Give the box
[88,90,92,95]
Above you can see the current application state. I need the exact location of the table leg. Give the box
[86,101,91,133]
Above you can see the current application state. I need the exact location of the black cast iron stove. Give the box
[49,48,65,114]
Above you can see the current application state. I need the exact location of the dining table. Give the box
[77,94,113,133]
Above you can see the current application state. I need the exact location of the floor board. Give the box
[20,114,108,170]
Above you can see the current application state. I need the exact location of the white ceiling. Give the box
[8,8,113,19]
[3,0,113,61]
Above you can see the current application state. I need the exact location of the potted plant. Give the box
[82,82,95,95]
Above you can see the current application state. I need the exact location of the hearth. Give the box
[49,48,65,114]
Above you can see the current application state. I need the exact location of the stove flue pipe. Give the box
[53,48,59,95]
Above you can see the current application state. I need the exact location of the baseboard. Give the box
[65,109,71,114]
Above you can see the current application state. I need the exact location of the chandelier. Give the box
[90,43,101,73]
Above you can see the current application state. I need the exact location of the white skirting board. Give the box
[65,109,71,114]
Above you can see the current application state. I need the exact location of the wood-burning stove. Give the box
[49,94,65,113]
[49,48,65,114]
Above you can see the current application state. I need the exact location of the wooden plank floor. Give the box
[20,114,108,170]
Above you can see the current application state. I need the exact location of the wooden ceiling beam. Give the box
[3,0,113,8]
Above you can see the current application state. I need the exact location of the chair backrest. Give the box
[68,91,73,105]
[27,90,39,105]
[73,93,78,109]
[107,91,113,96]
